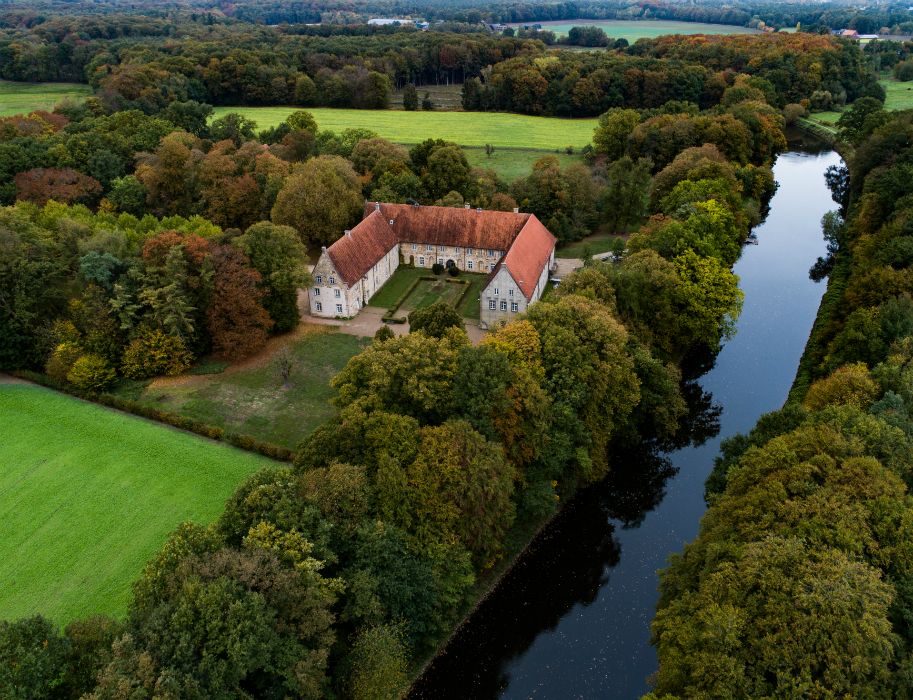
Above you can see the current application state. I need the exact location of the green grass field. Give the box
[0,383,273,624]
[464,147,582,181]
[509,19,760,40]
[118,327,368,450]
[882,77,913,111]
[212,106,596,150]
[556,232,623,259]
[0,80,92,117]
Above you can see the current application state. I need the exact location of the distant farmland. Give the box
[510,18,761,41]
[0,384,272,623]
[0,80,91,117]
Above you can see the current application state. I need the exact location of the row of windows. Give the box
[417,256,493,272]
[314,302,344,314]
[315,274,335,285]
[410,243,498,257]
[488,300,519,312]
[313,288,341,298]
[491,288,514,297]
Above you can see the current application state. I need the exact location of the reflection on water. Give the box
[411,146,841,699]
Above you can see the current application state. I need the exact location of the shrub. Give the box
[783,103,808,125]
[121,329,193,379]
[374,325,395,342]
[431,262,445,275]
[895,59,913,82]
[67,354,116,392]
[447,264,460,277]
[45,342,83,381]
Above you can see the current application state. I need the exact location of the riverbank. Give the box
[409,148,840,697]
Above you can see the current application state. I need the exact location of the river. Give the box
[411,142,842,699]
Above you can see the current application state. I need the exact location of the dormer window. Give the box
[316,275,322,284]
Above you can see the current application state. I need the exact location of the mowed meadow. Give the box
[507,18,762,40]
[0,384,273,624]
[0,80,91,116]
[211,106,597,149]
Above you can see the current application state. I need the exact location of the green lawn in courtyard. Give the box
[369,266,488,320]
[0,383,273,624]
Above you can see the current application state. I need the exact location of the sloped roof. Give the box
[502,215,556,300]
[365,202,530,251]
[326,210,399,286]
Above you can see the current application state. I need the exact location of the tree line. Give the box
[649,109,913,697]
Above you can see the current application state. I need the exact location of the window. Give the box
[511,302,519,312]
[419,256,425,266]
[438,245,444,252]
[314,288,320,296]
[500,301,508,311]
[411,243,417,251]
[336,304,343,314]
[467,248,473,256]
[426,244,433,251]
[316,274,322,284]
[508,289,514,297]
[329,276,335,284]
[494,288,499,295]
[334,289,341,298]
[316,302,322,312]
[488,250,495,257]
[437,258,443,265]
[488,300,496,310]
[467,260,473,270]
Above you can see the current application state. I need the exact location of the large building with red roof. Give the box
[308,202,556,329]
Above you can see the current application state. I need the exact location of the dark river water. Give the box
[411,142,842,699]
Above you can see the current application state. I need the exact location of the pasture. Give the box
[211,106,597,150]
[0,384,272,624]
[119,325,367,450]
[0,80,92,117]
[882,77,913,111]
[509,19,760,41]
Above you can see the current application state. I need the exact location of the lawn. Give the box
[881,77,913,111]
[369,266,488,320]
[211,106,597,150]
[464,147,583,182]
[0,383,273,624]
[509,19,760,41]
[0,80,92,117]
[117,326,368,450]
[556,232,624,259]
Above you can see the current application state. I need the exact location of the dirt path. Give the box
[0,373,30,385]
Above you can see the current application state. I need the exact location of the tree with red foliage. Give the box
[206,245,273,360]
[141,231,211,267]
[14,168,102,206]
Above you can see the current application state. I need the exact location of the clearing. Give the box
[508,19,760,41]
[0,384,272,624]
[211,106,597,150]
[882,77,913,111]
[115,325,368,450]
[0,80,92,117]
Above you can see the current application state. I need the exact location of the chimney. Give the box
[344,229,351,237]
[464,203,470,209]
[321,245,327,253]
[513,207,519,214]
[374,201,381,211]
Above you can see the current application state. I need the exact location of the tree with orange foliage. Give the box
[14,168,102,206]
[206,245,273,360]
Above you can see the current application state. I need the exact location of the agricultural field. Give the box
[117,326,368,450]
[0,383,273,624]
[509,19,761,41]
[211,106,597,150]
[0,80,91,117]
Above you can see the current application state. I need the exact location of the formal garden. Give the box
[368,266,489,321]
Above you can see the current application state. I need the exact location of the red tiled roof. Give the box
[502,215,556,300]
[364,202,530,250]
[326,210,399,286]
